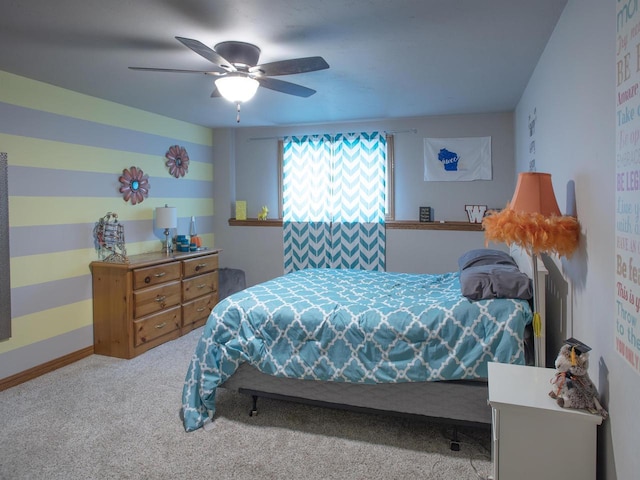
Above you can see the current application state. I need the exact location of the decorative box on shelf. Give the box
[419,206,432,222]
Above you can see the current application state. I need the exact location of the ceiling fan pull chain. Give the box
[236,102,241,123]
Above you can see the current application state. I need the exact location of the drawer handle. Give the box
[155,295,166,302]
[145,272,167,283]
[197,283,207,289]
[155,322,167,329]
[196,307,206,312]
[195,263,208,271]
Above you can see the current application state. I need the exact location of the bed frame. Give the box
[219,247,549,445]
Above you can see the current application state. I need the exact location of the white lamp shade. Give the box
[156,206,177,229]
[215,75,259,103]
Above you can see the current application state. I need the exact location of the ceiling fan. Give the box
[130,37,329,121]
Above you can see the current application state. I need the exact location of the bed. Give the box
[181,247,546,436]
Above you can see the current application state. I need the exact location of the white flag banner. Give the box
[424,136,492,181]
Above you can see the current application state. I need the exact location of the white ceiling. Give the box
[0,0,567,129]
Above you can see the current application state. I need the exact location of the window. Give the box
[279,132,389,272]
[278,134,395,220]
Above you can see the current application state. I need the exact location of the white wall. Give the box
[212,112,516,285]
[515,1,628,478]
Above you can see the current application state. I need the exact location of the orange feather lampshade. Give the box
[483,172,580,257]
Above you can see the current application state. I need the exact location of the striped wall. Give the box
[0,70,214,380]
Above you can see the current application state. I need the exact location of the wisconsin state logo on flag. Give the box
[424,137,492,181]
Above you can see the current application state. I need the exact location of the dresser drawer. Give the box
[183,254,218,278]
[133,280,181,318]
[133,306,180,347]
[133,262,181,290]
[182,293,217,326]
[182,271,218,302]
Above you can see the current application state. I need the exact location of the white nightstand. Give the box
[488,362,603,480]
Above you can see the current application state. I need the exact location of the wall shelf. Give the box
[228,218,483,232]
[386,220,483,231]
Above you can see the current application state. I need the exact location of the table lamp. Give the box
[483,172,580,366]
[156,204,177,254]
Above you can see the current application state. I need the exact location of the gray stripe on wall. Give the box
[10,223,97,256]
[11,275,92,318]
[0,325,93,379]
[174,216,215,239]
[0,102,213,162]
[8,166,213,198]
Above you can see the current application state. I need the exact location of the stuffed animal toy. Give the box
[258,205,269,220]
[549,338,608,418]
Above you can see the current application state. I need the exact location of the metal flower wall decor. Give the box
[119,166,150,205]
[166,145,189,178]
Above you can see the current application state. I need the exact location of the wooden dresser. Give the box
[90,249,220,359]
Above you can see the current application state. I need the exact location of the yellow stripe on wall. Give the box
[0,301,93,354]
[8,243,164,287]
[119,237,216,256]
[0,70,213,146]
[9,197,214,227]
[11,249,96,288]
[199,234,215,251]
[11,237,216,287]
[122,236,217,256]
[119,240,167,257]
[2,133,213,179]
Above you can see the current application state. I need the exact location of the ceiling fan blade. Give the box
[252,56,329,76]
[129,67,219,74]
[175,36,234,71]
[257,77,316,97]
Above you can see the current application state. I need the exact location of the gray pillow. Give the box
[458,248,517,271]
[460,264,533,301]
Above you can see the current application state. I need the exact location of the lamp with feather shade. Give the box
[483,172,580,366]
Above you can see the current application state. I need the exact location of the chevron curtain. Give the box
[283,132,386,273]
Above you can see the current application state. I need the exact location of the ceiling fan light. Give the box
[215,75,259,103]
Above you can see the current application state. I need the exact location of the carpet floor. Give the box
[0,328,492,480]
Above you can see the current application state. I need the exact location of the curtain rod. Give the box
[248,128,417,141]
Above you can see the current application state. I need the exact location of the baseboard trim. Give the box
[0,345,94,391]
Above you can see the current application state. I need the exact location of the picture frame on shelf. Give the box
[419,206,432,222]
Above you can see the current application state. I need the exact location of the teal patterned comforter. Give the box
[181,269,532,431]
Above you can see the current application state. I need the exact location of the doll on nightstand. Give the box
[549,338,608,418]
